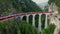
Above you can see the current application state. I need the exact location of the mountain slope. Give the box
[0,0,42,16]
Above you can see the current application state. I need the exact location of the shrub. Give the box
[19,21,38,34]
[0,18,38,34]
[58,30,60,34]
[41,24,56,34]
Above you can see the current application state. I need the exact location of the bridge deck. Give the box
[0,12,50,21]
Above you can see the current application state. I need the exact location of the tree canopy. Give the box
[0,0,42,16]
[0,18,38,34]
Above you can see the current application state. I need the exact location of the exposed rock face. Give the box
[49,3,60,34]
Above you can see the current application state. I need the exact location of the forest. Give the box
[0,0,60,34]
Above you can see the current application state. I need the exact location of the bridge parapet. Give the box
[0,12,50,21]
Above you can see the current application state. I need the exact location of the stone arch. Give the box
[41,14,46,29]
[22,16,26,21]
[29,15,33,25]
[35,14,39,28]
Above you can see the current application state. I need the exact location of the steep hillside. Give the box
[0,0,42,16]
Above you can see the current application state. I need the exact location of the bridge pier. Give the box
[20,16,23,21]
[20,13,48,29]
[45,14,48,28]
[26,15,29,23]
[38,14,42,33]
[32,14,36,27]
